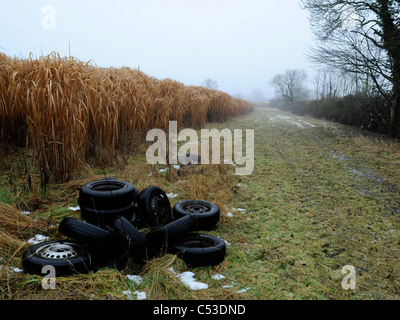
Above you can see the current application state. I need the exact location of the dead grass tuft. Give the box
[0,202,46,236]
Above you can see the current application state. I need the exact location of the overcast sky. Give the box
[0,0,315,101]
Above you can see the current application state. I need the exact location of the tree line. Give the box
[270,0,400,138]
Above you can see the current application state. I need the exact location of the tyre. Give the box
[131,206,147,229]
[58,217,122,254]
[110,216,156,264]
[173,200,220,231]
[80,201,135,228]
[145,215,199,249]
[78,179,137,210]
[137,186,173,228]
[168,234,226,267]
[90,248,128,271]
[133,188,140,203]
[22,240,95,276]
[179,153,201,166]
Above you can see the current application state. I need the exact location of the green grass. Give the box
[1,106,400,300]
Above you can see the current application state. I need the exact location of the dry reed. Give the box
[0,52,254,183]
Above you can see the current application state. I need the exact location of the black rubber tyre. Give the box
[22,240,95,276]
[90,248,128,271]
[173,200,220,231]
[80,201,135,228]
[110,216,156,264]
[179,153,201,165]
[168,233,226,267]
[145,215,199,249]
[58,218,122,254]
[131,206,147,229]
[137,186,173,228]
[78,179,137,210]
[133,188,140,203]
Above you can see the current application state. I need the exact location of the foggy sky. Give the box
[0,0,315,101]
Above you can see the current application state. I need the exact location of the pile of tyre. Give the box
[22,178,226,277]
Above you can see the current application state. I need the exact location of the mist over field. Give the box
[0,0,400,304]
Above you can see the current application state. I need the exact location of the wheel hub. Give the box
[182,202,211,214]
[36,242,80,259]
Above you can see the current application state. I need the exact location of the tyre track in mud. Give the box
[266,107,400,202]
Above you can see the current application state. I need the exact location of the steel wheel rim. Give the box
[181,202,212,214]
[36,242,80,259]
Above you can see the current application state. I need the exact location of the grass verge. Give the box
[1,106,399,300]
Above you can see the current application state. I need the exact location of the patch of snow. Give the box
[127,275,143,285]
[212,274,225,281]
[222,239,232,247]
[349,169,364,176]
[27,234,50,244]
[269,115,316,129]
[232,207,246,212]
[122,290,134,300]
[0,266,21,273]
[177,180,188,184]
[292,121,305,128]
[21,211,31,215]
[237,287,251,293]
[134,291,147,300]
[224,159,236,166]
[167,193,179,199]
[148,172,155,177]
[237,183,243,187]
[222,282,236,289]
[271,115,291,121]
[331,152,348,161]
[159,168,169,173]
[177,272,208,290]
[68,206,80,211]
[226,212,234,218]
[168,267,208,290]
[173,165,181,170]
[299,120,315,128]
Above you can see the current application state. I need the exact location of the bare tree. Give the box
[270,69,309,102]
[312,68,375,100]
[202,78,218,90]
[301,0,400,136]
